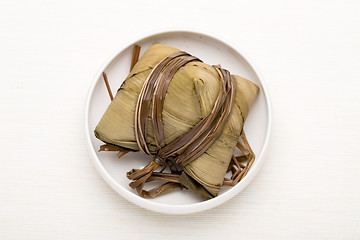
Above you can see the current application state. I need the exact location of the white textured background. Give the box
[1,0,359,239]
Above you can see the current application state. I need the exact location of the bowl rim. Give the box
[84,28,272,214]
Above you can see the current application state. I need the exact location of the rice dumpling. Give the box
[94,43,259,199]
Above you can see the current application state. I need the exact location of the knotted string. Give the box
[128,51,236,197]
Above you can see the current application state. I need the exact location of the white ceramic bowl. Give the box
[85,30,271,214]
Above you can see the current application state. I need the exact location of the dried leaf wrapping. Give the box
[95,43,259,198]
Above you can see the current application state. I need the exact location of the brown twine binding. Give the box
[102,72,114,101]
[173,67,236,166]
[147,172,181,183]
[134,52,196,155]
[130,50,237,197]
[126,158,184,198]
[136,182,183,198]
[223,131,255,186]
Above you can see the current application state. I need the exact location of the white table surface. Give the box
[1,0,359,239]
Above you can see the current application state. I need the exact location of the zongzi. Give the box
[94,43,259,199]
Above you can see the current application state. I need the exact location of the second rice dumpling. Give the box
[94,43,259,199]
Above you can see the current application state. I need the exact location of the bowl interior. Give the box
[86,31,270,213]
